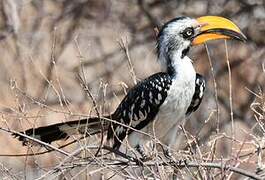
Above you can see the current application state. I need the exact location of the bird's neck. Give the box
[159,49,193,77]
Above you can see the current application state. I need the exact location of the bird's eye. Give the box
[182,27,194,39]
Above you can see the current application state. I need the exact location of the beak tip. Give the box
[242,34,248,42]
[237,32,247,43]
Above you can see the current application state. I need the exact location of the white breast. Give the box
[150,56,196,140]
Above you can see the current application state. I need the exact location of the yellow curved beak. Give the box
[192,16,247,45]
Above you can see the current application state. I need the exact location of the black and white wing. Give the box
[107,72,172,149]
[186,73,206,116]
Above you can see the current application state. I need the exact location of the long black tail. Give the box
[14,116,111,146]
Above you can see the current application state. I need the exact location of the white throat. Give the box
[172,55,195,79]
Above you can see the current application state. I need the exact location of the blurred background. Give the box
[0,0,264,179]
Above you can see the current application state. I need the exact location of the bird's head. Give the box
[157,16,246,73]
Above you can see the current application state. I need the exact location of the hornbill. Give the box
[14,16,246,158]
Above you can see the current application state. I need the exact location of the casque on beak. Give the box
[192,16,247,45]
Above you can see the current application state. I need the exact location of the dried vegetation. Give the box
[0,0,264,179]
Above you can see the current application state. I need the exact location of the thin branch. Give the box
[59,157,262,180]
[38,27,58,97]
[225,40,235,155]
[205,44,220,133]
[77,74,104,157]
[0,127,72,157]
[118,38,137,85]
[0,137,87,157]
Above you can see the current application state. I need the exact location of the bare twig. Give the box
[58,157,262,180]
[38,27,58,97]
[77,71,104,157]
[225,40,235,156]
[0,137,87,157]
[0,127,72,157]
[118,38,137,85]
[0,162,19,180]
[205,44,220,133]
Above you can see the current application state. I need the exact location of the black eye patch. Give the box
[182,27,194,39]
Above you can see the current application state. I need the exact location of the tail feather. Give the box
[14,116,110,146]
